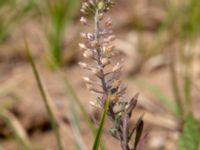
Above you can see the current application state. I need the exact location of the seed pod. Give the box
[90,101,101,109]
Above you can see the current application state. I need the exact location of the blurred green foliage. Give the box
[0,0,34,42]
[34,0,80,67]
[137,0,200,117]
[178,114,200,150]
[46,0,79,66]
[158,0,200,37]
[0,0,79,66]
[0,100,29,150]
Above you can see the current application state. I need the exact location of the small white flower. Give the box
[83,50,93,58]
[80,17,88,25]
[79,43,87,50]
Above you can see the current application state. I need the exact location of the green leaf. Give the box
[92,96,110,150]
[178,113,200,150]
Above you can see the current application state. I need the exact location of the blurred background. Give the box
[0,0,200,150]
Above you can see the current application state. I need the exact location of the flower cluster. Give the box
[79,0,125,108]
[80,0,114,15]
[79,1,144,150]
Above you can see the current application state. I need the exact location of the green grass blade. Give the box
[0,110,30,150]
[42,0,79,66]
[92,96,110,150]
[68,92,87,150]
[178,113,200,150]
[25,41,64,150]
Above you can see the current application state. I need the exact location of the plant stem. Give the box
[25,42,64,150]
[169,51,184,117]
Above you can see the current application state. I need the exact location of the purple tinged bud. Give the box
[87,33,95,40]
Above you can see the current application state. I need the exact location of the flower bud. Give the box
[98,1,105,10]
[88,0,96,6]
[91,67,103,78]
[83,77,93,84]
[90,101,101,109]
[80,17,88,25]
[80,32,87,39]
[98,13,104,20]
[83,50,93,58]
[90,40,99,48]
[110,94,119,103]
[105,18,112,27]
[79,43,87,50]
[78,62,88,69]
[112,63,122,72]
[107,35,116,42]
[101,58,110,66]
[103,45,115,53]
[112,80,121,88]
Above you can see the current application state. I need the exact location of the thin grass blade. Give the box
[0,110,30,150]
[24,41,64,150]
[92,96,110,150]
